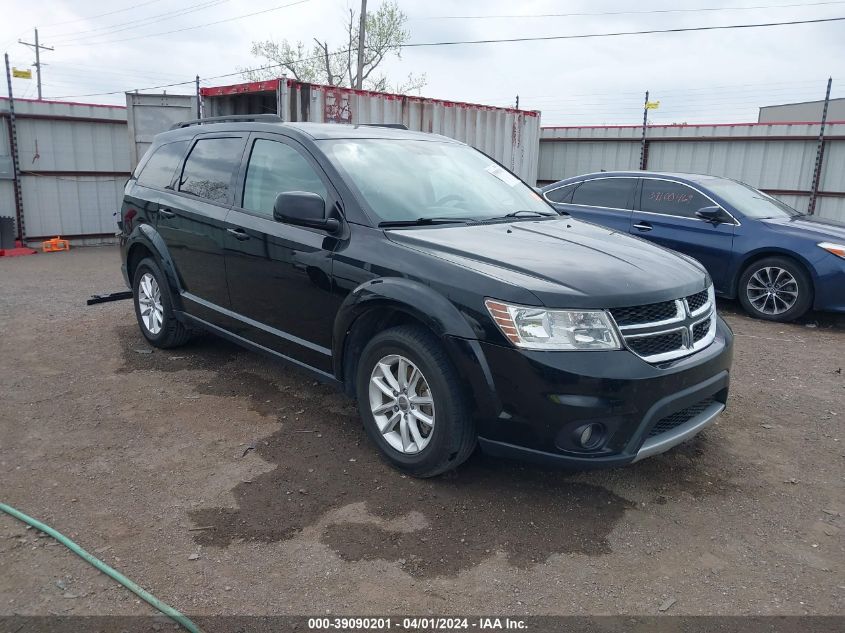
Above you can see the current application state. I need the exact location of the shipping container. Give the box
[538,120,845,223]
[126,78,541,184]
[0,96,129,243]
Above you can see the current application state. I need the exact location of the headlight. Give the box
[818,242,845,259]
[485,299,622,351]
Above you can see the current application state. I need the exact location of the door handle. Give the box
[157,207,175,219]
[633,222,653,232]
[227,228,251,241]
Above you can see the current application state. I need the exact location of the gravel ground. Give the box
[1,246,843,618]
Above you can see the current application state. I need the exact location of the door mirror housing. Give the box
[273,191,340,232]
[695,206,726,224]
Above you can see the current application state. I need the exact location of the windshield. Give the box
[703,178,803,219]
[319,139,553,223]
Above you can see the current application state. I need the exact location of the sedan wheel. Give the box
[369,354,435,454]
[745,266,798,316]
[737,256,813,322]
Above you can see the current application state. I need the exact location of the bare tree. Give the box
[241,1,426,93]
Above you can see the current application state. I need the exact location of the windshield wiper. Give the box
[481,210,558,222]
[378,217,477,227]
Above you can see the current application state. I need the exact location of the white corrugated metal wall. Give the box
[538,121,845,222]
[0,97,130,245]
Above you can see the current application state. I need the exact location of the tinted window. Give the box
[545,183,576,203]
[242,139,328,215]
[136,141,188,189]
[702,178,799,219]
[178,137,243,203]
[639,180,705,218]
[571,178,635,209]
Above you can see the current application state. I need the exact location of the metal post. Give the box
[355,0,367,89]
[18,29,53,101]
[4,53,25,242]
[639,90,649,170]
[808,77,832,215]
[34,29,41,100]
[195,75,201,118]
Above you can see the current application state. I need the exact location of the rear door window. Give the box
[136,140,189,190]
[571,178,635,209]
[639,179,705,218]
[178,137,244,204]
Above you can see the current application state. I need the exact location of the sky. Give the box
[1,0,844,126]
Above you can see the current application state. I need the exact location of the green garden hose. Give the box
[0,502,204,633]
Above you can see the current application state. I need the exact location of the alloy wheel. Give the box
[138,272,164,335]
[368,354,435,454]
[746,266,798,315]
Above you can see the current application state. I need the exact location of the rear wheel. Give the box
[355,325,476,478]
[737,256,812,322]
[132,257,191,348]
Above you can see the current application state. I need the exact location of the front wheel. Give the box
[355,325,476,478]
[737,256,813,322]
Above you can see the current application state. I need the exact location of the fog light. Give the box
[574,423,605,450]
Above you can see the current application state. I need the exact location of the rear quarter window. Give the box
[136,140,189,190]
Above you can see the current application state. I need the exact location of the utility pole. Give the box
[355,0,367,89]
[18,28,53,100]
[4,53,25,241]
[639,90,649,170]
[807,77,832,215]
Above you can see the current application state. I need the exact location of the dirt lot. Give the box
[1,246,843,617]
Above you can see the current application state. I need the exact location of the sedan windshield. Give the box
[320,139,554,223]
[703,178,803,219]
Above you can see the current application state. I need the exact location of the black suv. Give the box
[119,117,733,477]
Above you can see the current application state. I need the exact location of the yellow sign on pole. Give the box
[12,67,33,79]
[645,100,661,110]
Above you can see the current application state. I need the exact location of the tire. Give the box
[737,256,813,322]
[132,257,192,348]
[355,325,476,478]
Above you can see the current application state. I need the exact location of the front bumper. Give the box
[467,315,734,468]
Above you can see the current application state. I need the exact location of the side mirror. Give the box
[695,206,725,224]
[273,191,339,233]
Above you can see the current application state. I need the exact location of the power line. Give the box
[47,0,233,44]
[400,16,845,48]
[48,1,232,44]
[37,0,167,28]
[42,17,843,98]
[57,0,310,47]
[411,1,845,20]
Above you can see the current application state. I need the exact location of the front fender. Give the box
[332,277,501,419]
[127,223,184,309]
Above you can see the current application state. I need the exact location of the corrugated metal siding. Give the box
[0,97,129,242]
[538,122,845,223]
[126,92,197,168]
[199,80,541,184]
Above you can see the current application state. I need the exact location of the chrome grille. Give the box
[647,398,717,438]
[627,331,685,357]
[611,300,678,326]
[611,286,717,363]
[686,289,709,313]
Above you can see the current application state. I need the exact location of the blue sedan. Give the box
[541,171,845,322]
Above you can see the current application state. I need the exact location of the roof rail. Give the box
[170,114,283,129]
[356,123,409,130]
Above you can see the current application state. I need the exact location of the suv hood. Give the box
[385,218,709,308]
